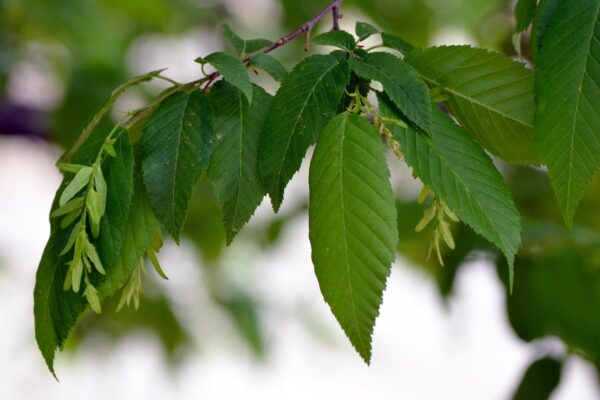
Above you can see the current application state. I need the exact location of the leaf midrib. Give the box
[230,90,245,234]
[337,115,367,356]
[170,91,193,232]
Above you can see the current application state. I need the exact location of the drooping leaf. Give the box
[36,125,136,375]
[405,45,539,165]
[355,21,379,41]
[96,128,135,267]
[98,174,161,298]
[309,112,398,364]
[141,89,213,242]
[515,0,537,32]
[503,249,600,364]
[208,82,271,244]
[205,52,253,102]
[512,357,563,400]
[259,54,350,211]
[35,187,88,376]
[534,0,600,226]
[381,32,415,55]
[312,30,356,52]
[379,95,521,286]
[349,52,431,132]
[249,53,287,81]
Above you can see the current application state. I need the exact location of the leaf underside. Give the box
[208,82,272,244]
[534,0,600,227]
[142,89,213,242]
[98,174,161,298]
[405,45,538,165]
[309,112,398,364]
[34,128,135,375]
[379,95,521,284]
[34,204,87,376]
[259,54,350,212]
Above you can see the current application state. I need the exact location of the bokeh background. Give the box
[1,0,600,398]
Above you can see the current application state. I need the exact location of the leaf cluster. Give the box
[34,1,600,372]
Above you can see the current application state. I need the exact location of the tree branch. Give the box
[203,0,343,90]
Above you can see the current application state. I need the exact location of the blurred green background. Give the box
[1,0,599,398]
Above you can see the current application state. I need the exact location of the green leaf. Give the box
[249,53,287,81]
[244,39,272,54]
[531,0,561,61]
[96,128,135,265]
[87,189,102,238]
[205,52,253,102]
[35,189,88,376]
[148,248,168,280]
[71,258,83,293]
[349,52,431,132]
[223,24,245,54]
[95,167,107,217]
[379,95,521,286]
[59,166,93,206]
[309,112,398,364]
[512,357,562,400]
[259,54,350,211]
[504,248,600,364]
[60,208,82,229]
[141,89,213,242]
[381,32,415,55]
[35,125,134,375]
[85,241,105,275]
[312,30,356,52]
[355,21,379,41]
[515,0,537,32]
[534,0,600,226]
[208,82,271,244]
[98,175,161,298]
[60,219,83,256]
[83,283,101,314]
[405,46,539,165]
[223,24,271,54]
[50,196,84,218]
[57,163,84,174]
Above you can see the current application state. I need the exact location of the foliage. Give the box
[26,1,600,390]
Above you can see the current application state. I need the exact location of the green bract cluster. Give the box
[34,0,600,374]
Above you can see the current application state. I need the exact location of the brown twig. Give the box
[332,6,341,31]
[202,0,343,91]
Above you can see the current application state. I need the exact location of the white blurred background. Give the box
[1,136,599,399]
